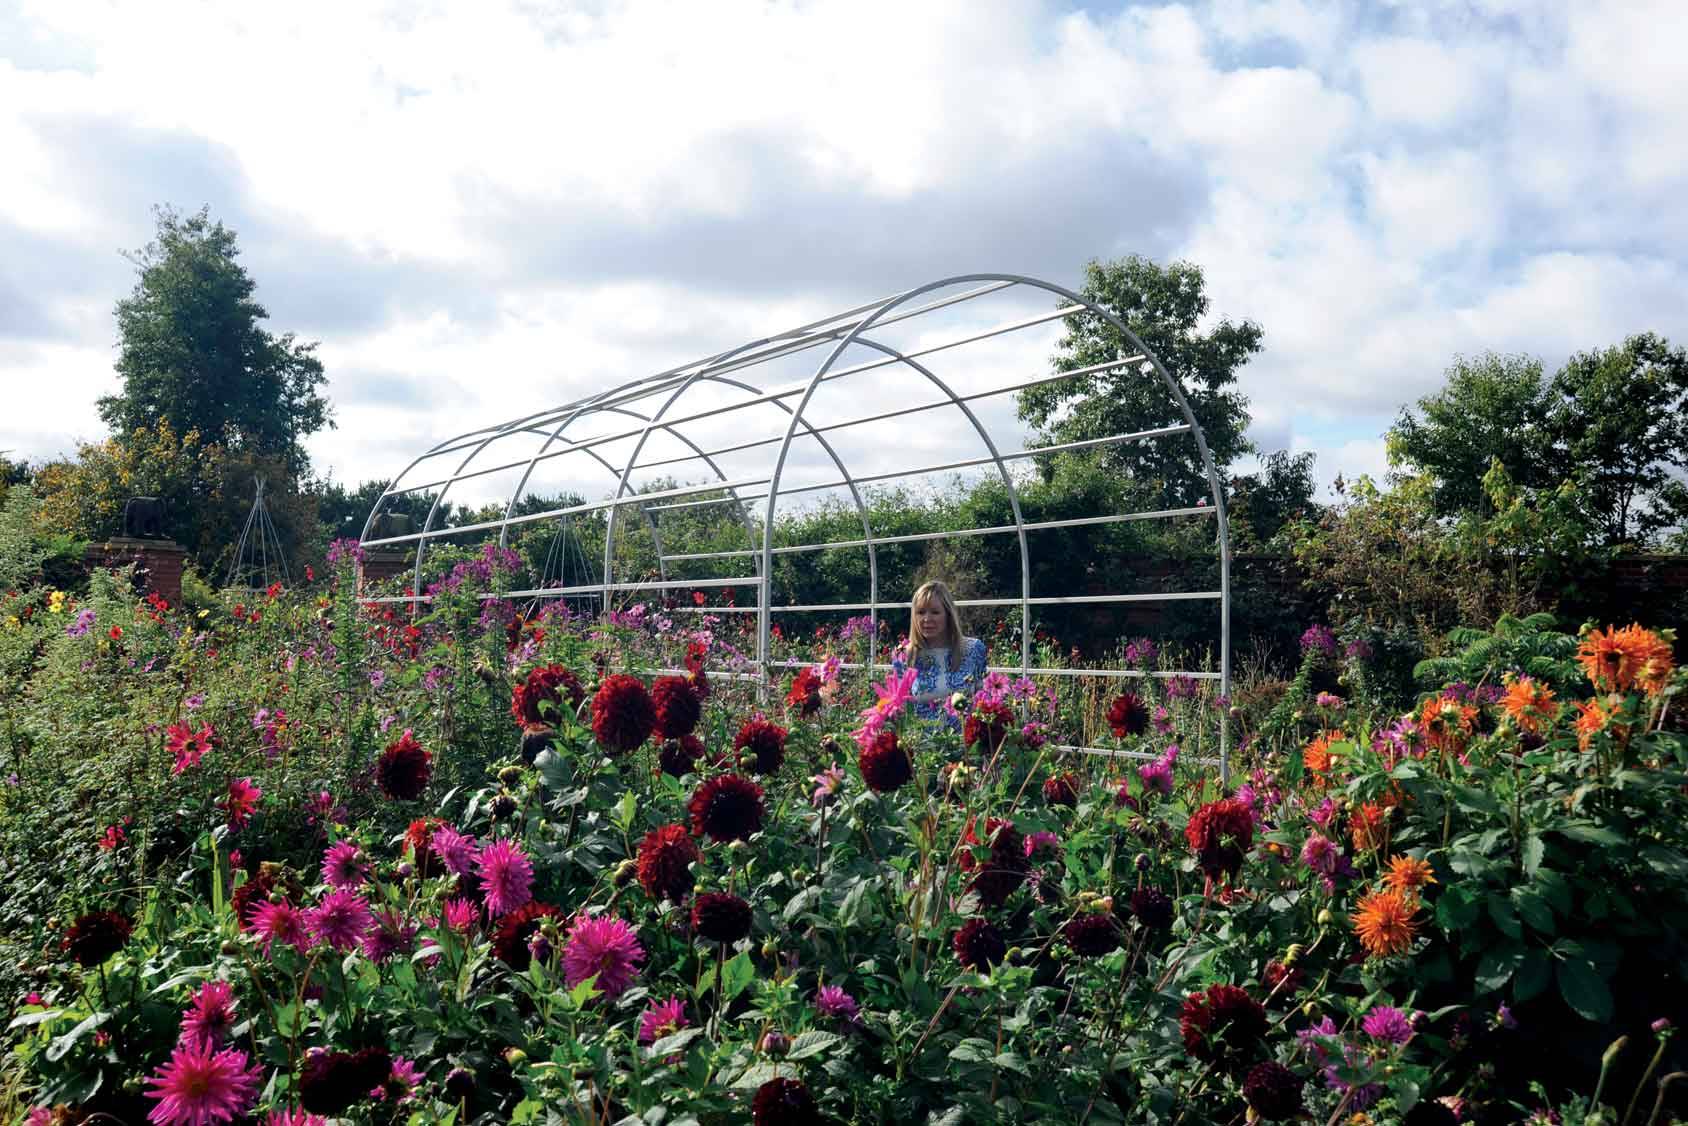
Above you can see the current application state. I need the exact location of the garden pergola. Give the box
[361,274,1233,775]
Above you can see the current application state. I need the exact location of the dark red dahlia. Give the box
[1242,1061,1305,1120]
[511,664,586,727]
[636,824,700,903]
[952,918,1007,971]
[858,729,912,793]
[963,700,1013,753]
[690,892,752,944]
[231,868,278,931]
[591,674,657,754]
[1064,913,1121,957]
[751,1077,820,1126]
[1179,983,1267,1069]
[1184,798,1255,882]
[1042,772,1079,807]
[785,667,822,719]
[687,774,766,843]
[733,718,787,775]
[1129,886,1174,930]
[376,730,433,801]
[1262,959,1305,1006]
[958,817,1028,910]
[658,735,706,778]
[300,1047,392,1116]
[1106,692,1149,738]
[62,910,133,966]
[492,901,564,970]
[651,675,702,739]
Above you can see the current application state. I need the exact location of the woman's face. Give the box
[915,597,946,642]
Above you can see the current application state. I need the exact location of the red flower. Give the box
[376,731,433,801]
[687,774,765,843]
[651,675,702,739]
[786,668,822,718]
[636,824,700,903]
[1064,914,1121,957]
[492,901,564,969]
[690,892,753,944]
[692,591,707,606]
[733,717,787,775]
[1184,798,1255,882]
[963,700,1013,752]
[1106,692,1149,737]
[220,777,263,829]
[752,1077,819,1126]
[511,664,586,728]
[62,910,133,966]
[1179,983,1266,1068]
[592,675,657,754]
[1042,772,1079,807]
[957,817,1028,909]
[858,729,912,793]
[658,735,707,778]
[952,918,1007,971]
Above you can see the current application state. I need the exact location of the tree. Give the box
[1228,449,1319,548]
[1017,256,1261,504]
[1387,353,1554,516]
[97,206,331,479]
[1547,333,1688,546]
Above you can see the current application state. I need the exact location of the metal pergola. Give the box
[361,274,1232,775]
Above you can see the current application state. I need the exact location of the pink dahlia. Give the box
[561,913,644,1000]
[442,897,478,934]
[321,841,369,890]
[476,838,535,917]
[304,890,373,953]
[638,995,689,1045]
[428,825,479,877]
[249,901,309,956]
[814,984,861,1023]
[178,980,238,1050]
[370,1055,423,1102]
[360,908,417,964]
[143,1039,261,1126]
[219,778,262,831]
[265,1112,327,1126]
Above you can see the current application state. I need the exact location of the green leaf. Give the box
[786,1030,841,1061]
[1474,944,1524,993]
[1642,846,1688,877]
[731,1063,784,1090]
[512,1097,543,1123]
[1521,833,1544,877]
[1510,887,1555,936]
[1534,869,1573,916]
[46,1011,109,1062]
[1556,823,1624,847]
[647,1029,704,1059]
[993,1052,1031,1076]
[1513,948,1551,1002]
[1486,894,1522,940]
[950,1037,995,1064]
[721,952,755,1001]
[1556,959,1613,1023]
[1435,885,1480,931]
[7,1008,65,1030]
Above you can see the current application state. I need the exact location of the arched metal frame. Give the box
[360,275,1233,779]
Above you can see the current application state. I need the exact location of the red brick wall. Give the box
[84,539,188,605]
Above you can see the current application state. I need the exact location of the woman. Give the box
[905,580,988,723]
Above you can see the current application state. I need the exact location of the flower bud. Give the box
[490,793,517,820]
[613,859,638,887]
[498,765,524,787]
[758,1030,789,1055]
[820,735,841,757]
[504,1047,527,1066]
[220,940,240,956]
[1284,943,1304,966]
[1653,1018,1674,1034]
[1316,908,1332,926]
[395,861,415,880]
[444,1066,477,1100]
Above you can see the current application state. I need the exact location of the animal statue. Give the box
[122,497,167,540]
[366,512,416,542]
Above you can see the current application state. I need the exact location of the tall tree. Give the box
[1548,332,1688,546]
[1229,449,1319,548]
[1017,256,1261,504]
[97,206,332,478]
[1387,353,1554,516]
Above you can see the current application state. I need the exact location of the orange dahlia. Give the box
[1382,854,1437,899]
[1349,801,1390,853]
[1301,730,1345,787]
[1351,888,1419,958]
[1417,694,1477,755]
[1579,624,1674,695]
[1573,697,1623,750]
[1500,675,1558,734]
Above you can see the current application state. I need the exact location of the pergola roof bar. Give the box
[759,658,1223,681]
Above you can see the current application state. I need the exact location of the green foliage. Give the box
[1228,449,1319,549]
[0,486,48,593]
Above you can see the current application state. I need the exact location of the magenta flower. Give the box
[179,980,238,1050]
[219,778,262,830]
[1138,758,1173,797]
[814,984,860,1023]
[143,1039,261,1126]
[1362,1005,1415,1045]
[442,897,478,934]
[370,1055,422,1101]
[810,765,846,809]
[476,838,535,917]
[428,825,479,876]
[249,901,309,956]
[265,1111,327,1126]
[361,908,417,964]
[638,995,690,1044]
[561,913,644,1000]
[1023,831,1061,860]
[304,890,373,953]
[854,667,918,750]
[321,841,369,890]
[1301,833,1339,875]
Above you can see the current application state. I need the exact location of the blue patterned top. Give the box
[908,636,989,725]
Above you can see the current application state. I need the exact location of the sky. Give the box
[3,0,1686,513]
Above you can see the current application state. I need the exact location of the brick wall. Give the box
[83,538,188,605]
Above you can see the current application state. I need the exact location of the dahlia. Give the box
[1301,833,1339,875]
[952,917,1007,971]
[1362,1005,1415,1045]
[1106,691,1149,737]
[511,663,586,727]
[636,823,700,903]
[562,913,644,999]
[963,700,1014,753]
[1243,1060,1305,1120]
[249,901,309,955]
[442,897,478,934]
[62,910,133,966]
[1351,888,1420,958]
[1023,830,1061,861]
[1349,802,1390,853]
[1301,730,1345,786]
[734,717,788,775]
[638,995,689,1045]
[179,980,238,1049]
[1129,886,1174,930]
[1574,697,1620,750]
[1184,798,1255,882]
[690,892,753,944]
[1262,959,1304,1005]
[321,841,369,890]
[958,816,1028,909]
[1064,913,1121,957]
[786,666,823,718]
[1179,983,1267,1068]
[651,675,702,738]
[220,778,263,830]
[1417,694,1478,756]
[1383,854,1437,898]
[361,908,417,964]
[752,1077,820,1126]
[304,890,374,953]
[491,901,563,969]
[476,838,535,917]
[376,731,432,801]
[1042,772,1079,807]
[1500,674,1558,734]
[857,729,912,793]
[299,1047,390,1116]
[144,1040,261,1126]
[591,674,657,754]
[428,825,479,877]
[1579,623,1674,694]
[810,764,846,808]
[658,734,707,778]
[168,722,215,775]
[688,774,765,843]
[814,984,860,1023]
[370,1055,422,1102]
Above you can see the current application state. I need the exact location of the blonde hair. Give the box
[909,580,965,662]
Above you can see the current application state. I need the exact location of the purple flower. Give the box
[369,669,386,689]
[65,608,96,638]
[1165,674,1197,700]
[1308,797,1337,828]
[1362,1005,1415,1045]
[476,839,535,918]
[1300,624,1338,658]
[305,890,374,953]
[429,826,479,876]
[185,692,206,712]
[1124,637,1157,666]
[814,984,860,1023]
[1314,692,1345,710]
[1151,706,1174,734]
[1344,639,1373,661]
[361,909,417,964]
[1023,831,1061,860]
[321,841,370,890]
[1138,758,1173,797]
[1301,833,1339,875]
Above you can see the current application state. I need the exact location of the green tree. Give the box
[1228,449,1318,548]
[1017,256,1261,504]
[97,206,331,478]
[1547,333,1688,546]
[1387,352,1555,516]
